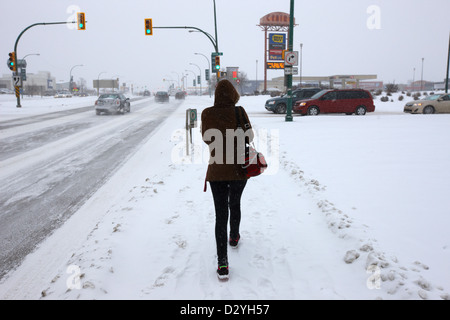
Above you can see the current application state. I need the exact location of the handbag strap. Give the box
[236,107,250,131]
[234,107,250,160]
[235,106,242,129]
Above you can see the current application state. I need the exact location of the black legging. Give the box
[209,180,247,266]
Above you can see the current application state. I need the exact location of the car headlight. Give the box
[299,102,307,107]
[267,101,275,105]
[413,103,422,107]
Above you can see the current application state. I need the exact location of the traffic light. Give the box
[145,19,153,36]
[214,56,221,71]
[77,12,86,30]
[232,71,238,80]
[8,52,16,72]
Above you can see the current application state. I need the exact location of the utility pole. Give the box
[446,32,450,93]
[285,0,295,122]
[420,57,424,91]
[299,43,303,88]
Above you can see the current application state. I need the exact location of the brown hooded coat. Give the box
[201,80,254,181]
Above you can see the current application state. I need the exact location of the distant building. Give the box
[0,71,56,94]
[406,80,434,91]
[0,76,11,90]
[267,74,378,92]
[433,79,449,91]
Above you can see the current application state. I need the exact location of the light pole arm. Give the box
[13,21,77,108]
[14,22,76,56]
[154,26,218,52]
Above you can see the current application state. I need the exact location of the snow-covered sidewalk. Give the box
[0,94,449,300]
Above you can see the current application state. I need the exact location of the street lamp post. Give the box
[190,63,202,96]
[185,70,197,95]
[20,53,40,99]
[97,71,106,96]
[171,71,180,88]
[70,64,83,93]
[194,53,212,97]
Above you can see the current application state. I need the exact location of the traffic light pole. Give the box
[446,31,449,93]
[213,0,219,54]
[13,21,77,108]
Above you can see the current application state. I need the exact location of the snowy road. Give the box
[0,98,180,279]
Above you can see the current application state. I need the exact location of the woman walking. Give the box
[201,79,254,280]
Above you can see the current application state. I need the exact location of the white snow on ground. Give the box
[0,92,449,300]
[0,94,98,120]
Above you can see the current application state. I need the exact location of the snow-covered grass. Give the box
[0,92,449,300]
[0,94,98,120]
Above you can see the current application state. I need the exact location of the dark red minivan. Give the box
[293,89,375,116]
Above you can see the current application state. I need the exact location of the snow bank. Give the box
[0,95,98,120]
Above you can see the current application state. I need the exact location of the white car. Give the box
[0,88,13,94]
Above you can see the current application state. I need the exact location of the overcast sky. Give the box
[1,0,449,91]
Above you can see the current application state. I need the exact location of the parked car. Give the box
[265,88,322,114]
[403,93,450,114]
[155,91,169,103]
[95,93,130,115]
[293,89,375,116]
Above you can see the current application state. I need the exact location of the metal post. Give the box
[299,43,303,88]
[70,64,83,94]
[213,0,219,53]
[421,57,424,91]
[446,32,450,93]
[256,59,258,94]
[264,29,267,93]
[194,53,212,97]
[190,63,202,95]
[97,71,106,96]
[285,0,295,122]
[186,70,197,94]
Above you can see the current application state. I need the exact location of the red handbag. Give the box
[241,143,268,178]
[235,107,268,178]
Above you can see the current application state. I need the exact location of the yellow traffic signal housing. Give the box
[77,12,86,30]
[214,56,220,71]
[8,52,16,72]
[145,19,153,36]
